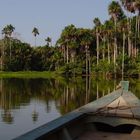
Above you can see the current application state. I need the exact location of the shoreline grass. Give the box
[0,71,60,78]
[0,71,139,79]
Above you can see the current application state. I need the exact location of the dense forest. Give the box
[0,0,140,77]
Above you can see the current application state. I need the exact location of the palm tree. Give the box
[134,0,140,57]
[0,34,5,71]
[120,0,135,13]
[120,0,136,57]
[45,37,52,47]
[93,18,101,65]
[108,1,125,76]
[79,29,93,75]
[2,27,8,38]
[59,24,77,64]
[32,27,39,47]
[104,20,114,64]
[56,38,66,63]
[118,19,128,79]
[134,0,140,33]
[100,24,110,62]
[2,24,15,63]
[8,24,15,62]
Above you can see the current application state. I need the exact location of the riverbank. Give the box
[0,71,60,78]
[0,71,139,79]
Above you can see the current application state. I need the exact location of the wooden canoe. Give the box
[14,81,140,140]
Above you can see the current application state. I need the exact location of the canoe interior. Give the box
[37,114,140,140]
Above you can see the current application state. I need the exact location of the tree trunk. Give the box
[102,36,105,61]
[114,38,116,77]
[96,29,99,65]
[102,49,105,61]
[85,76,88,103]
[10,37,11,63]
[71,50,75,63]
[35,36,36,47]
[1,39,4,71]
[107,39,110,64]
[131,43,134,57]
[114,18,117,78]
[96,81,99,99]
[114,19,117,59]
[122,29,125,80]
[134,16,138,58]
[85,45,88,75]
[128,36,131,57]
[134,46,137,58]
[63,46,66,63]
[88,52,91,75]
[127,17,131,57]
[1,41,4,71]
[137,14,140,57]
[66,45,69,64]
[138,16,140,38]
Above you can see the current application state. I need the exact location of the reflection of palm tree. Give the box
[32,99,39,123]
[96,81,99,99]
[32,110,39,123]
[1,110,13,124]
[85,76,91,103]
[46,101,51,113]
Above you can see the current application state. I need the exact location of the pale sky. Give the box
[0,0,114,46]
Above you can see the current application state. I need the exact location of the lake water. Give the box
[0,77,140,140]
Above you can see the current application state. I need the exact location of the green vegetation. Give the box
[0,71,59,78]
[1,0,140,78]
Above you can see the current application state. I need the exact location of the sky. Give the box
[0,0,114,46]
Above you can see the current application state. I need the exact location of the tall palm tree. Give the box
[120,0,135,57]
[0,33,6,71]
[59,24,77,64]
[120,0,135,13]
[134,0,140,57]
[32,27,39,47]
[93,18,101,65]
[45,37,52,47]
[118,19,128,79]
[135,0,140,33]
[79,29,93,75]
[56,38,66,63]
[8,24,15,62]
[104,20,114,64]
[121,1,139,57]
[2,27,8,38]
[2,24,15,63]
[108,1,125,76]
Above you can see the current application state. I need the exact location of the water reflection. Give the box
[0,77,139,139]
[1,110,13,124]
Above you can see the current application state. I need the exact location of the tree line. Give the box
[0,0,140,77]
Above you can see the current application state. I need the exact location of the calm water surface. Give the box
[0,77,140,140]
